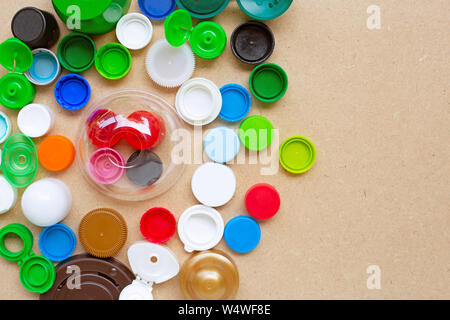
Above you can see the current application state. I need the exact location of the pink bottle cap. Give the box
[88,148,125,185]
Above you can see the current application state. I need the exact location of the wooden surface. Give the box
[0,0,449,299]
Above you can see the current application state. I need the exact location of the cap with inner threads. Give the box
[95,43,132,80]
[57,33,96,73]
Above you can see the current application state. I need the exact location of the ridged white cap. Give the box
[116,13,153,50]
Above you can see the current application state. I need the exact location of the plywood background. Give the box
[0,0,449,300]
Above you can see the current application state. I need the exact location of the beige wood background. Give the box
[0,0,449,300]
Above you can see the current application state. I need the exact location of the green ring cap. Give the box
[239,115,274,151]
[0,73,36,110]
[237,0,293,20]
[0,223,55,293]
[191,22,227,59]
[279,136,316,174]
[175,0,230,19]
[0,38,33,72]
[1,134,38,188]
[250,63,288,103]
[57,33,97,73]
[95,43,132,80]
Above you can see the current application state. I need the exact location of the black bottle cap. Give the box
[126,150,163,187]
[11,7,60,49]
[231,21,275,65]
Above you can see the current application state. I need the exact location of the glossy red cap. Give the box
[245,183,280,220]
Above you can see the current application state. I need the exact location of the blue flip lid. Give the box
[224,216,261,253]
[204,126,240,163]
[138,0,176,20]
[54,74,91,111]
[219,84,251,122]
[39,224,76,262]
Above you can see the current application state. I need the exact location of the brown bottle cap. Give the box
[180,250,239,300]
[79,208,127,258]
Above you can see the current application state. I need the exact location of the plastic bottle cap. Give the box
[0,175,17,214]
[0,38,33,72]
[95,43,132,80]
[39,224,76,262]
[18,104,54,138]
[38,135,75,172]
[245,183,280,220]
[140,208,177,243]
[239,115,274,151]
[25,49,61,86]
[0,110,12,144]
[204,126,241,163]
[1,133,38,188]
[79,208,128,258]
[249,63,288,103]
[138,0,176,20]
[116,13,153,50]
[41,253,135,300]
[22,178,72,227]
[0,73,36,110]
[0,224,56,293]
[224,216,261,253]
[126,150,163,187]
[55,74,91,111]
[219,84,252,122]
[231,21,275,65]
[191,162,236,207]
[237,0,293,20]
[178,205,224,252]
[279,136,316,174]
[88,148,125,185]
[146,39,195,88]
[120,242,179,300]
[165,10,227,59]
[57,33,96,73]
[175,0,230,19]
[180,250,239,300]
[176,78,222,126]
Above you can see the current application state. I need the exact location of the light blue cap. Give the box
[0,111,11,144]
[25,49,61,86]
[224,216,261,253]
[204,126,240,163]
[39,224,76,262]
[219,84,251,122]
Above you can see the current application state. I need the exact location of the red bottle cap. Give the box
[125,111,166,150]
[140,207,176,244]
[245,183,280,220]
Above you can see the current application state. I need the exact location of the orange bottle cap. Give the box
[38,135,75,172]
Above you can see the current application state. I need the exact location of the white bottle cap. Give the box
[116,13,153,50]
[17,104,54,138]
[191,162,236,207]
[119,241,179,300]
[0,110,11,144]
[21,178,72,227]
[178,205,224,252]
[146,39,195,88]
[0,175,18,214]
[176,78,222,126]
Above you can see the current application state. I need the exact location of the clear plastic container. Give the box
[77,89,185,201]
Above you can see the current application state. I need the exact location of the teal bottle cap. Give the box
[239,115,274,151]
[0,223,56,293]
[279,136,316,174]
[57,33,97,73]
[237,0,293,20]
[249,63,288,103]
[95,43,132,80]
[175,0,230,19]
[0,38,33,73]
[0,73,36,110]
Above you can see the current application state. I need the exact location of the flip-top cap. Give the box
[0,38,33,72]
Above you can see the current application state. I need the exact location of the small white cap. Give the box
[178,205,224,252]
[176,78,222,126]
[0,110,11,144]
[191,162,236,207]
[116,13,153,50]
[146,39,195,88]
[18,104,54,138]
[0,175,18,214]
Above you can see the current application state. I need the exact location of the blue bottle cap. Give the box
[139,0,176,20]
[224,216,261,253]
[219,84,251,122]
[55,74,91,111]
[39,224,76,262]
[204,126,240,163]
[0,110,11,144]
[25,49,61,86]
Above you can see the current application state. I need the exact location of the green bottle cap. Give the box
[249,63,288,103]
[164,9,193,47]
[175,0,230,19]
[239,115,274,151]
[0,38,33,73]
[1,134,38,188]
[0,223,55,293]
[57,33,97,73]
[95,43,132,80]
[0,73,36,110]
[279,136,316,174]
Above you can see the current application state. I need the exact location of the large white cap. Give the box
[119,241,179,300]
[18,104,54,138]
[176,78,222,126]
[116,13,153,50]
[0,175,18,214]
[178,205,224,252]
[21,178,72,227]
